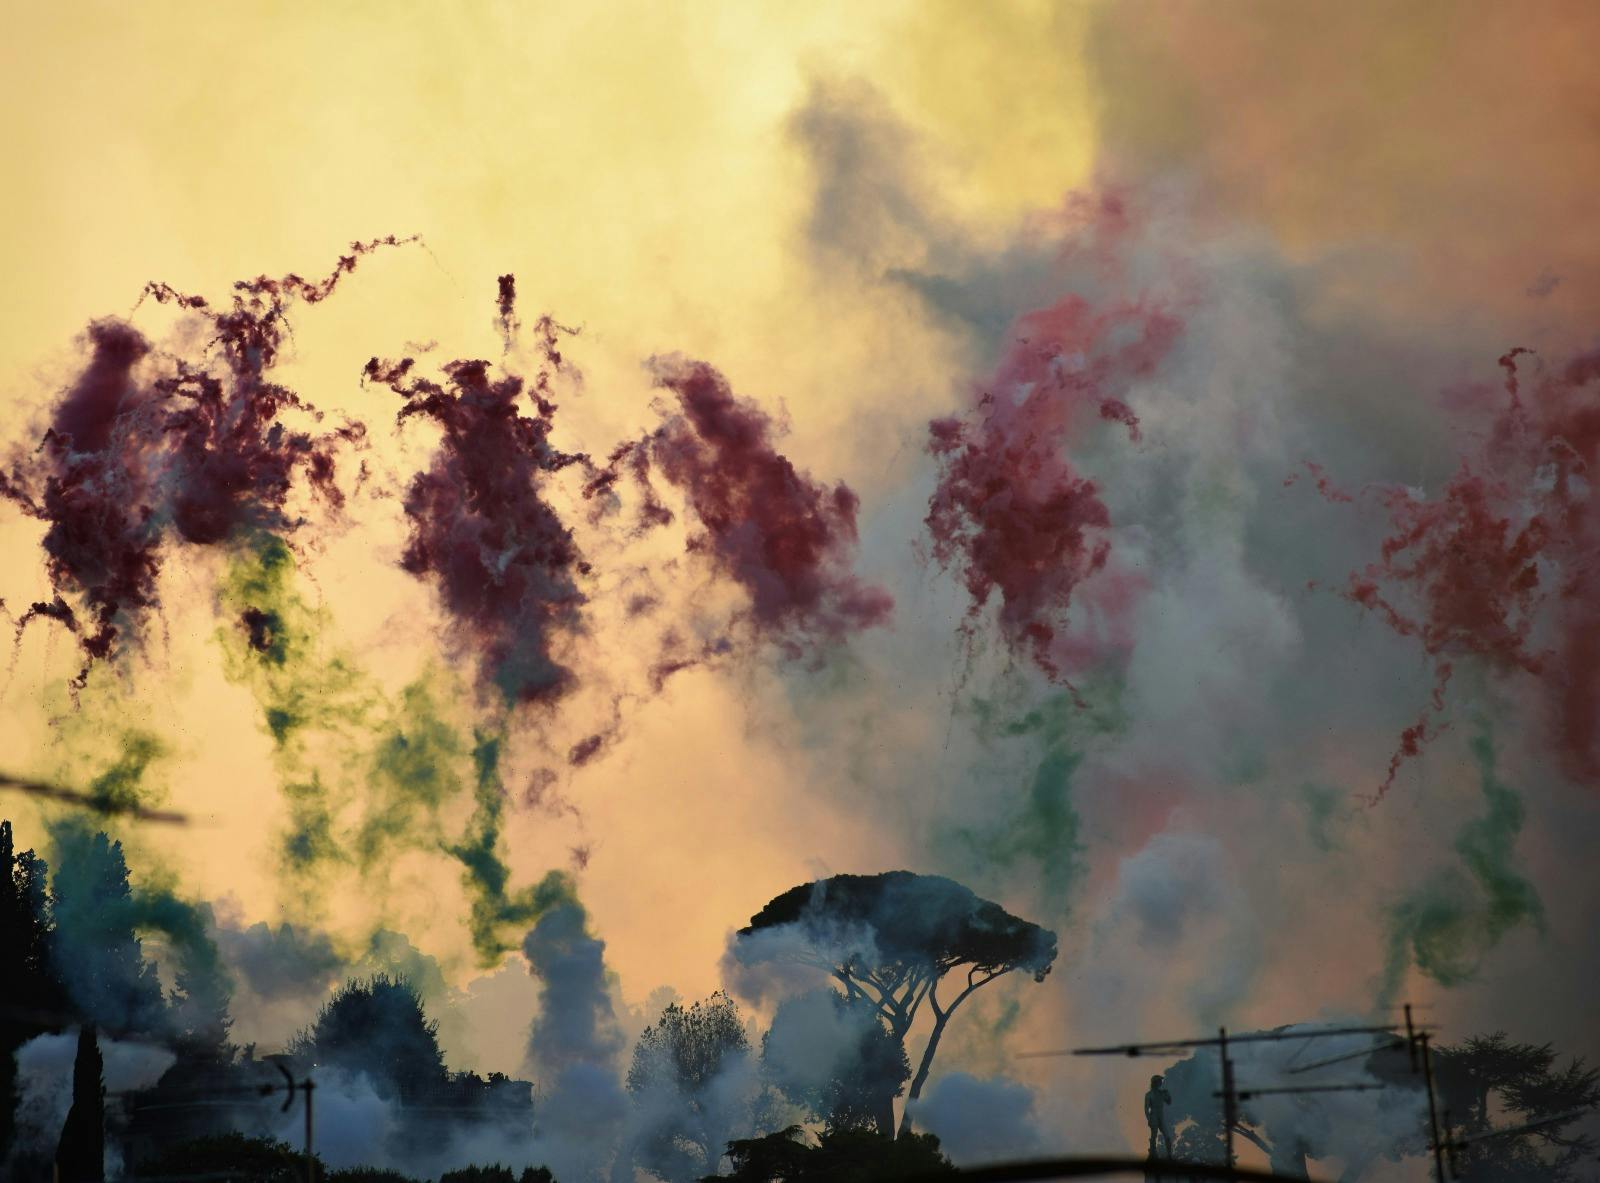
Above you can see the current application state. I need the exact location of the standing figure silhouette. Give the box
[1144,1073,1174,1159]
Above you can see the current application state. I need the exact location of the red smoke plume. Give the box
[925,289,1180,684]
[587,356,891,668]
[1,239,406,682]
[1329,348,1600,793]
[365,290,590,708]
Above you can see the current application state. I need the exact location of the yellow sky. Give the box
[0,0,1100,1004]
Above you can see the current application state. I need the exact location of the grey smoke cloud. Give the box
[215,919,343,1001]
[521,899,627,1182]
[760,73,1587,1163]
[908,1072,1044,1165]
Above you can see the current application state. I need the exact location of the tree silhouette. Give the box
[439,1167,555,1183]
[54,1023,106,1183]
[288,975,448,1101]
[1,818,69,1152]
[47,823,166,1035]
[733,872,1056,1134]
[1429,1033,1600,1181]
[169,958,235,1061]
[626,991,755,1181]
[762,990,909,1137]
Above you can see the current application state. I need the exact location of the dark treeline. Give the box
[0,819,549,1181]
[4,828,1060,1182]
[12,818,1583,1183]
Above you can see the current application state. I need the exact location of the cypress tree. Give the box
[54,1023,106,1183]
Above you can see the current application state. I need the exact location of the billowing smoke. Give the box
[214,919,343,1004]
[1309,347,1600,794]
[1380,726,1544,1002]
[47,818,231,1045]
[1073,832,1264,1033]
[1156,1025,1429,1176]
[906,1073,1043,1164]
[766,66,1581,1161]
[3,10,1597,1174]
[521,895,626,1182]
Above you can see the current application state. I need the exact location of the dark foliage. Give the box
[705,1126,955,1182]
[0,819,70,1151]
[54,1023,105,1183]
[327,1170,423,1183]
[629,993,751,1098]
[287,975,447,1102]
[438,1167,554,1183]
[47,826,166,1036]
[1431,1033,1600,1181]
[1160,1028,1600,1181]
[135,1132,321,1182]
[740,873,1056,980]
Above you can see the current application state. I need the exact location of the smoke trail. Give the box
[447,731,579,966]
[79,730,168,816]
[935,680,1125,911]
[216,530,376,893]
[217,529,572,961]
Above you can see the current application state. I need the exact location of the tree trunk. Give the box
[874,1093,897,1139]
[897,1014,949,1136]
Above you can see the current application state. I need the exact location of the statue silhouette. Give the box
[1144,1073,1174,1159]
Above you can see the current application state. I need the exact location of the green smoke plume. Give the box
[216,531,376,889]
[1379,726,1544,1001]
[83,731,168,814]
[937,678,1127,909]
[446,730,577,966]
[1298,782,1355,853]
[215,530,576,963]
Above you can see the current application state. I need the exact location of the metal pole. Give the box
[304,1077,316,1183]
[1219,1027,1236,1177]
[1419,1033,1445,1183]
